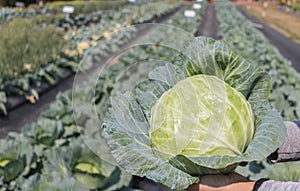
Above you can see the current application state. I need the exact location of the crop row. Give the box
[215,1,300,120]
[0,2,206,190]
[0,1,181,115]
[0,0,128,23]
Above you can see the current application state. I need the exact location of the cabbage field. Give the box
[0,0,300,190]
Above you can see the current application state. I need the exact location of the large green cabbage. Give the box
[150,74,254,159]
[103,37,286,190]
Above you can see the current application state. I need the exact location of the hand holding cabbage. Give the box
[102,37,286,190]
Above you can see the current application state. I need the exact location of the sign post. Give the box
[62,6,75,20]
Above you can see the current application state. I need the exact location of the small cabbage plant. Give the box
[103,37,286,190]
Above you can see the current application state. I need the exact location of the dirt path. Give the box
[0,5,187,138]
[237,2,300,44]
[237,6,300,73]
[196,2,218,39]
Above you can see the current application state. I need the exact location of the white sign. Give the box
[196,0,203,2]
[15,2,25,7]
[128,0,136,2]
[62,6,75,14]
[184,10,196,18]
[193,4,202,9]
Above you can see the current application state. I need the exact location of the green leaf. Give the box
[135,80,170,120]
[148,63,184,87]
[0,102,7,116]
[262,161,300,182]
[0,139,35,183]
[236,160,300,182]
[31,89,39,101]
[42,138,131,190]
[0,92,7,115]
[22,119,63,146]
[0,92,6,102]
[20,174,89,191]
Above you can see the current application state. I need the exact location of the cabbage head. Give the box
[103,37,286,190]
[150,74,254,159]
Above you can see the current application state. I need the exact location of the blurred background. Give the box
[0,0,299,190]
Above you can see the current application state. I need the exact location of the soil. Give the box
[196,2,218,39]
[237,6,300,73]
